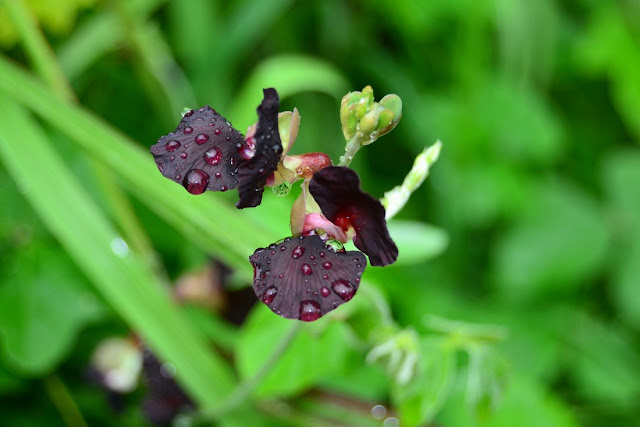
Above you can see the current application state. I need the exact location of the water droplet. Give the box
[319,252,325,258]
[280,246,286,251]
[278,274,284,278]
[322,274,329,280]
[323,262,332,270]
[214,128,222,135]
[299,300,321,322]
[165,140,180,152]
[321,287,331,297]
[383,417,399,427]
[301,264,312,275]
[214,172,222,178]
[204,147,222,165]
[180,152,188,159]
[331,280,355,301]
[261,286,278,304]
[220,185,228,191]
[110,237,129,257]
[292,246,305,259]
[371,405,387,420]
[183,169,209,194]
[184,126,193,134]
[195,133,209,144]
[310,255,316,260]
[160,362,176,378]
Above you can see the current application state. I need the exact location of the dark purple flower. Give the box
[250,235,366,321]
[150,88,282,208]
[236,88,282,208]
[150,106,247,194]
[309,166,398,267]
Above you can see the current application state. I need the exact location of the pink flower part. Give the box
[303,213,349,242]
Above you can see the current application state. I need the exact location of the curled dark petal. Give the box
[236,88,283,208]
[309,166,398,267]
[150,106,247,193]
[250,235,366,321]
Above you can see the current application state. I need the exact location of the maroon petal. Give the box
[309,166,398,267]
[250,235,366,321]
[236,88,283,208]
[151,106,247,194]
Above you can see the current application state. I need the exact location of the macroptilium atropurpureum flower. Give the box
[151,88,399,321]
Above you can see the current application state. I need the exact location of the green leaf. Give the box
[387,220,449,265]
[602,149,640,327]
[393,337,456,426]
[439,373,577,427]
[236,304,353,398]
[0,95,235,409]
[564,311,640,408]
[229,55,349,129]
[0,245,104,373]
[492,181,609,302]
[465,346,509,420]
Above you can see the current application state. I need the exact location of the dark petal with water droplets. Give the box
[309,166,398,267]
[249,234,366,321]
[150,105,244,193]
[236,88,283,209]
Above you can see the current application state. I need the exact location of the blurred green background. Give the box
[1,0,639,426]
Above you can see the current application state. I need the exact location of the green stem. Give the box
[339,135,362,166]
[6,0,165,282]
[4,0,75,102]
[43,374,88,427]
[200,322,303,419]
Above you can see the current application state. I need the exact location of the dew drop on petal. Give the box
[180,152,188,159]
[183,169,209,194]
[204,147,222,165]
[292,246,305,259]
[323,262,332,270]
[184,126,193,134]
[299,300,321,322]
[261,286,278,305]
[165,140,180,152]
[331,280,355,301]
[301,264,312,275]
[321,287,331,297]
[195,133,209,144]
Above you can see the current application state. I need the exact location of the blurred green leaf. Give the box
[0,245,104,374]
[387,220,448,265]
[236,304,353,398]
[230,55,349,129]
[393,337,456,426]
[439,373,577,427]
[565,311,640,408]
[492,180,609,302]
[465,346,509,420]
[0,95,235,408]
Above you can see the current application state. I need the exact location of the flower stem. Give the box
[43,374,88,427]
[200,322,303,419]
[339,135,362,166]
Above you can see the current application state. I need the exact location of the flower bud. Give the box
[278,108,300,155]
[282,152,332,179]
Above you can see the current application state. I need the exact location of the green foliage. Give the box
[1,0,639,426]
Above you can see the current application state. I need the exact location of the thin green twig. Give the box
[4,0,75,102]
[200,322,303,420]
[43,374,88,427]
[6,0,166,280]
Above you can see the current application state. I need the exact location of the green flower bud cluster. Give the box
[340,85,402,145]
